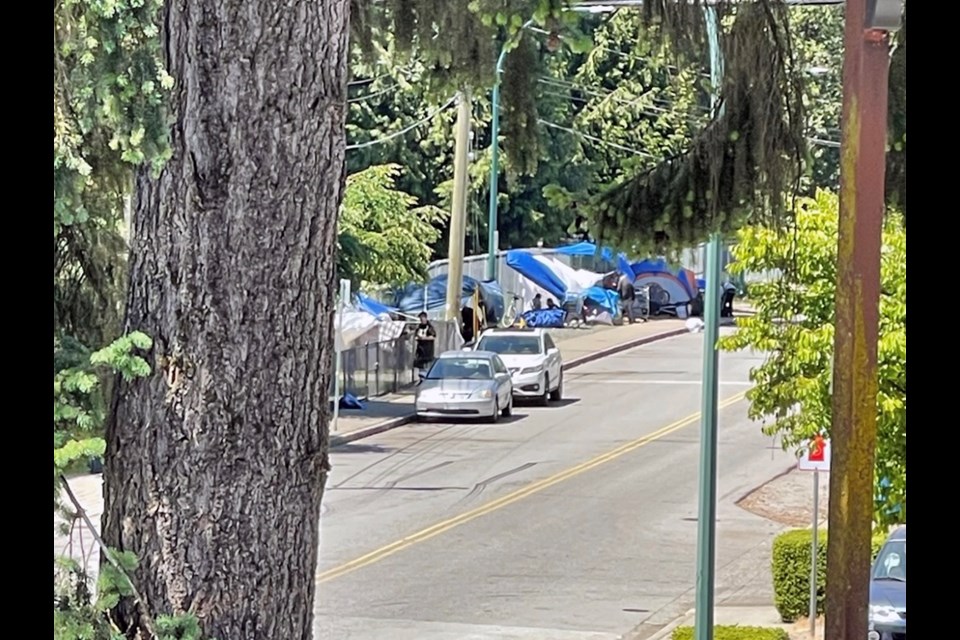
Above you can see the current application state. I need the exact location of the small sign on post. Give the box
[798,435,831,637]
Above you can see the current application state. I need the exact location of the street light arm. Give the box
[496,19,536,75]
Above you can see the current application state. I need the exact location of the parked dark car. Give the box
[868,525,906,640]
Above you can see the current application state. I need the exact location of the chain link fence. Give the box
[339,335,416,399]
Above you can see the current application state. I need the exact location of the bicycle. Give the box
[500,293,523,328]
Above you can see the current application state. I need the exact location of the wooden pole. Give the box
[824,2,892,638]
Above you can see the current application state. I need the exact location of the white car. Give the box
[474,328,563,405]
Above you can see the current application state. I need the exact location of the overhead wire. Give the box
[538,119,659,158]
[345,94,458,151]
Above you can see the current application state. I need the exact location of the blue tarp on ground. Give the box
[355,293,397,316]
[391,275,505,322]
[505,250,568,300]
[582,286,620,316]
[520,308,567,328]
[555,241,614,262]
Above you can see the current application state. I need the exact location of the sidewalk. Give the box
[330,318,688,445]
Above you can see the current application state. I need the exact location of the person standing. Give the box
[617,272,637,324]
[413,311,437,376]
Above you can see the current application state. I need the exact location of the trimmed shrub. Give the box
[772,528,890,622]
[672,626,789,640]
[772,528,828,622]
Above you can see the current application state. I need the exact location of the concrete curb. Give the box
[562,327,689,372]
[330,326,689,447]
[640,609,695,640]
[330,413,416,447]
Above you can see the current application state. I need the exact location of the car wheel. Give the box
[502,395,513,417]
[539,375,550,406]
[488,398,501,423]
[550,372,563,401]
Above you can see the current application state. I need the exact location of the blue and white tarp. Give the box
[390,275,505,323]
[520,308,567,329]
[555,241,615,262]
[355,293,397,317]
[581,286,620,316]
[629,258,700,306]
[505,250,568,300]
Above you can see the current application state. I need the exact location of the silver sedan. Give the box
[415,351,514,422]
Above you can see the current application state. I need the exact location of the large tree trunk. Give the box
[101,0,350,637]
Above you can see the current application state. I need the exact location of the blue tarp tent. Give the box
[617,253,633,276]
[555,241,614,262]
[582,286,620,316]
[520,308,567,329]
[505,250,567,300]
[629,259,699,304]
[355,293,397,317]
[391,275,505,322]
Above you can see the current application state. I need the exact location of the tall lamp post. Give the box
[692,6,724,640]
[485,20,533,282]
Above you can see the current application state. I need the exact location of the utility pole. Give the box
[693,6,723,640]
[825,1,899,639]
[445,89,472,321]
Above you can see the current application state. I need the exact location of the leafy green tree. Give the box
[54,0,172,349]
[593,2,808,252]
[718,190,905,525]
[790,3,906,212]
[540,10,703,249]
[339,164,449,287]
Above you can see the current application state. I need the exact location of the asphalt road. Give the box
[313,329,793,639]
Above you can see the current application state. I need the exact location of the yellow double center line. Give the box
[317,390,747,584]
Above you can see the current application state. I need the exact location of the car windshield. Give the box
[426,357,492,380]
[872,540,906,581]
[477,335,542,355]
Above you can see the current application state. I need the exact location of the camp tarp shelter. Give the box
[334,308,380,351]
[505,250,567,300]
[629,259,699,306]
[581,286,620,316]
[355,293,397,317]
[533,255,603,295]
[554,241,615,262]
[391,274,505,324]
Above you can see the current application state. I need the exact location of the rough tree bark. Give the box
[101,0,350,638]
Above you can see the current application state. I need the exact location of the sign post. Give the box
[332,278,351,433]
[798,434,831,637]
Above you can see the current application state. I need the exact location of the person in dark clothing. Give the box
[546,298,558,310]
[413,312,437,374]
[617,273,637,324]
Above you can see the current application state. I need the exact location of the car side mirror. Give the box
[417,370,427,382]
[547,348,559,355]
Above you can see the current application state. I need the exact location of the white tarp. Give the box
[334,308,380,351]
[533,256,603,294]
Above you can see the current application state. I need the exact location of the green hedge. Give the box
[771,528,888,623]
[672,626,788,640]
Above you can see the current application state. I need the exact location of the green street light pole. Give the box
[694,6,724,640]
[485,20,533,282]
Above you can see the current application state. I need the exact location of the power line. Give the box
[345,95,458,151]
[348,84,400,103]
[538,119,659,158]
[808,137,840,148]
